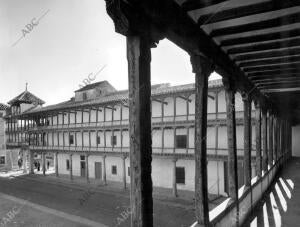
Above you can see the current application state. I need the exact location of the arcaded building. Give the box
[5,80,257,196]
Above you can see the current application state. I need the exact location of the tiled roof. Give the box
[8,90,45,105]
[0,103,9,110]
[23,79,223,115]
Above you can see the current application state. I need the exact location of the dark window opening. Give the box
[128,166,130,176]
[69,135,74,145]
[112,165,117,175]
[111,135,117,146]
[83,93,87,100]
[66,159,70,170]
[80,155,85,161]
[97,136,101,145]
[176,167,185,184]
[0,156,5,164]
[176,135,187,148]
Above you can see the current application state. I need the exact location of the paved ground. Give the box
[0,172,196,227]
[244,158,300,227]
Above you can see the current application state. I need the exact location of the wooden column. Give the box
[273,117,278,162]
[127,35,153,227]
[262,108,268,172]
[172,158,178,197]
[223,77,238,201]
[29,150,34,174]
[55,152,59,177]
[254,101,262,178]
[122,155,127,189]
[191,54,213,226]
[42,152,46,176]
[86,154,89,183]
[268,112,273,166]
[242,93,251,187]
[103,155,107,185]
[69,153,73,180]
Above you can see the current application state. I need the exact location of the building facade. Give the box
[5,80,257,196]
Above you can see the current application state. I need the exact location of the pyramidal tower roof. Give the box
[8,84,45,106]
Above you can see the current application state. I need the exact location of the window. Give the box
[69,135,74,145]
[83,93,87,100]
[66,159,70,170]
[111,135,117,146]
[176,135,187,148]
[80,155,85,161]
[112,165,117,175]
[97,136,101,145]
[176,167,185,184]
[0,156,5,164]
[128,166,130,176]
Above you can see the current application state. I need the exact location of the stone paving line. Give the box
[0,192,108,227]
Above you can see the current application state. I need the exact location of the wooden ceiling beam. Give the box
[227,38,300,55]
[239,55,300,67]
[181,0,228,11]
[221,28,300,47]
[243,63,300,73]
[248,68,300,77]
[258,81,300,87]
[211,12,300,37]
[198,0,300,26]
[249,75,300,81]
[233,47,300,61]
[255,79,300,85]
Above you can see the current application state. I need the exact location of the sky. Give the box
[0,0,221,106]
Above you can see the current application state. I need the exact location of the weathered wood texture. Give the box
[223,78,238,200]
[127,35,153,227]
[242,94,251,187]
[268,114,273,166]
[255,102,262,178]
[191,54,213,226]
[262,109,268,172]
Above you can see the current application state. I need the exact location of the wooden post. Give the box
[273,117,278,162]
[223,77,238,201]
[70,153,73,180]
[29,150,34,174]
[172,158,178,197]
[86,154,89,183]
[122,155,127,189]
[127,35,153,227]
[254,101,262,178]
[42,152,46,176]
[268,111,273,166]
[55,152,59,177]
[262,108,268,172]
[242,93,251,187]
[191,54,213,226]
[103,155,107,185]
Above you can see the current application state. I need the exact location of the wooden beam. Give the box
[223,78,239,202]
[242,93,251,187]
[181,0,228,11]
[239,55,300,67]
[243,63,300,73]
[222,28,300,47]
[227,38,300,55]
[127,35,153,227]
[262,108,268,172]
[248,69,300,77]
[268,112,274,166]
[211,12,300,37]
[191,54,213,226]
[255,79,300,85]
[233,47,300,62]
[152,98,168,105]
[198,0,300,26]
[254,101,262,178]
